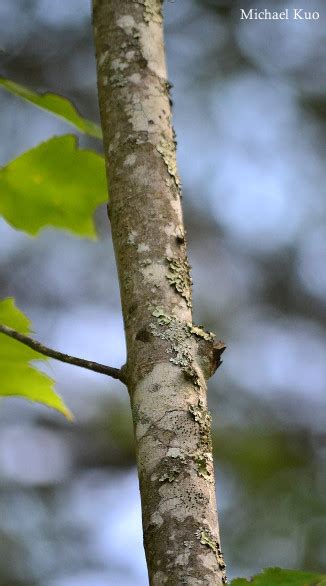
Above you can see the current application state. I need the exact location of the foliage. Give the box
[0,298,71,418]
[0,80,107,416]
[231,567,326,585]
[0,78,102,138]
[0,134,107,237]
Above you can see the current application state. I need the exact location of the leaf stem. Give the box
[0,324,126,383]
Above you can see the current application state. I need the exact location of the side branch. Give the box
[0,324,126,383]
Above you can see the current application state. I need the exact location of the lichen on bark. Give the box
[93,0,226,583]
[166,256,192,307]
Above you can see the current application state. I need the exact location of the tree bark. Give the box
[92,1,226,583]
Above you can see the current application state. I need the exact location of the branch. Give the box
[0,324,126,383]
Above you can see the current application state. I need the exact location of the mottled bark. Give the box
[92,1,226,584]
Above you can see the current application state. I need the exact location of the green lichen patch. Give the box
[169,343,193,369]
[189,399,211,431]
[150,310,217,485]
[167,447,185,461]
[151,307,173,325]
[187,324,215,341]
[166,257,192,307]
[159,466,180,483]
[150,309,213,394]
[183,364,203,392]
[150,308,193,369]
[189,400,213,468]
[194,452,213,481]
[196,528,217,552]
[196,528,227,576]
[157,139,181,188]
[133,0,163,24]
[144,0,163,23]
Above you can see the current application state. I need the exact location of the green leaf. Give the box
[0,78,102,139]
[0,135,107,237]
[231,567,326,586]
[0,298,72,419]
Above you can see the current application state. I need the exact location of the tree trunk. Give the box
[92,1,226,583]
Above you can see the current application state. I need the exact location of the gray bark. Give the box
[92,1,226,583]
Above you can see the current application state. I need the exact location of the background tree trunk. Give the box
[93,1,226,583]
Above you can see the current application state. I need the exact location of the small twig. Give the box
[0,324,126,383]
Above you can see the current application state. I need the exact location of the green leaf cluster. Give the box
[0,134,107,237]
[0,78,107,416]
[0,298,72,418]
[0,78,102,138]
[231,567,326,585]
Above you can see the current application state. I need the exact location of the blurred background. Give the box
[0,0,325,583]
